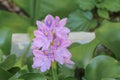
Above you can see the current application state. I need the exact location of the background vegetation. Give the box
[0,0,120,80]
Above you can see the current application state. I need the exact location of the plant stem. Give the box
[51,61,58,80]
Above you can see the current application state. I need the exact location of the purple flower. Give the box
[31,21,53,50]
[52,38,74,65]
[32,14,74,72]
[32,49,51,72]
[54,16,70,39]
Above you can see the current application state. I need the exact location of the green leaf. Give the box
[0,54,16,70]
[97,9,109,19]
[8,66,29,80]
[8,67,20,75]
[101,78,116,80]
[0,10,31,33]
[85,55,120,80]
[58,65,74,80]
[0,49,3,62]
[69,39,99,68]
[13,0,78,23]
[67,9,97,31]
[64,77,76,80]
[19,73,47,80]
[27,26,36,40]
[76,0,96,10]
[0,67,12,80]
[97,0,120,12]
[95,21,120,59]
[27,56,33,72]
[0,28,12,55]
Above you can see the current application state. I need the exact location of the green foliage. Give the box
[0,67,13,80]
[85,55,120,80]
[0,28,12,55]
[69,39,99,68]
[0,11,31,33]
[95,21,120,59]
[97,0,120,12]
[19,73,46,80]
[67,9,97,31]
[0,54,16,70]
[13,0,78,22]
[76,0,97,10]
[97,9,109,19]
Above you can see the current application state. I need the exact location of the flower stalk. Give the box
[51,61,58,80]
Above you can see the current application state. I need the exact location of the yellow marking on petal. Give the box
[44,32,48,36]
[57,42,60,46]
[50,40,55,46]
[44,51,48,54]
[56,22,58,26]
[48,20,51,25]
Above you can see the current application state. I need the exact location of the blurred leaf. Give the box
[58,65,74,80]
[97,0,120,12]
[69,39,99,68]
[0,54,16,70]
[85,55,120,80]
[13,0,78,23]
[0,49,3,62]
[0,28,12,55]
[8,67,20,75]
[27,56,33,72]
[97,9,109,19]
[76,0,96,10]
[19,73,46,80]
[0,10,31,33]
[0,67,12,80]
[67,9,97,31]
[64,77,76,80]
[101,78,116,80]
[27,26,36,40]
[95,21,120,59]
[8,66,29,80]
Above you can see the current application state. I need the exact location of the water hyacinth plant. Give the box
[31,14,74,80]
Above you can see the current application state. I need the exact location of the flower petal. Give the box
[44,14,54,27]
[59,18,67,27]
[61,39,72,48]
[36,20,46,30]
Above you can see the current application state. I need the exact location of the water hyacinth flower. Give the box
[32,14,74,72]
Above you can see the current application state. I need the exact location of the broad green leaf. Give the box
[85,55,120,80]
[69,39,99,68]
[95,21,120,59]
[8,67,20,75]
[64,77,76,80]
[0,10,31,33]
[97,0,120,12]
[101,78,116,80]
[0,28,12,55]
[0,67,12,80]
[19,73,46,80]
[67,9,97,31]
[0,54,16,70]
[76,0,96,10]
[97,9,109,19]
[58,65,74,80]
[8,66,29,80]
[13,0,78,23]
